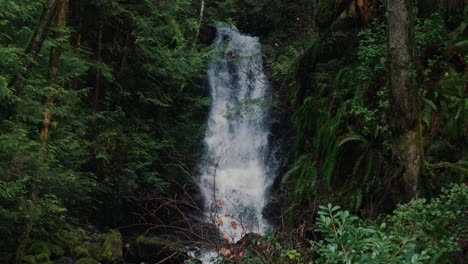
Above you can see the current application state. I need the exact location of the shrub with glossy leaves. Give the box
[313,184,466,263]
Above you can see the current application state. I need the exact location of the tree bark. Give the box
[15,1,68,262]
[194,0,205,45]
[72,0,83,90]
[387,0,422,199]
[94,22,103,111]
[118,22,132,80]
[40,0,68,145]
[10,0,59,90]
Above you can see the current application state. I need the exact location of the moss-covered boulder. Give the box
[71,246,89,259]
[87,243,101,259]
[27,240,64,260]
[34,253,51,263]
[54,256,73,264]
[21,255,36,264]
[50,244,65,258]
[74,258,99,264]
[127,236,185,262]
[28,241,52,257]
[99,230,122,262]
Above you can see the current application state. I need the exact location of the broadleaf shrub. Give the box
[313,184,466,263]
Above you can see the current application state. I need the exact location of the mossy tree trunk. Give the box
[16,1,69,262]
[41,0,68,145]
[387,0,422,199]
[94,22,103,111]
[10,0,59,90]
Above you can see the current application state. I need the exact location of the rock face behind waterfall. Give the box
[199,26,274,242]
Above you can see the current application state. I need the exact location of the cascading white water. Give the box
[200,26,271,243]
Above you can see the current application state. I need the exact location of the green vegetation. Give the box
[237,184,467,263]
[0,0,466,263]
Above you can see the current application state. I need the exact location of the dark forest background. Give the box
[0,0,466,263]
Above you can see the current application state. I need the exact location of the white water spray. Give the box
[199,26,272,242]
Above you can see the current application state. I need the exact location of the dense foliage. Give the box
[0,0,466,263]
[0,0,209,262]
[236,184,467,263]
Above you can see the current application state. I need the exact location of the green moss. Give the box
[53,234,79,250]
[99,229,122,262]
[135,236,183,251]
[34,253,50,263]
[74,258,100,264]
[21,255,36,264]
[27,240,64,259]
[72,246,89,258]
[316,0,336,27]
[87,243,101,259]
[53,256,73,264]
[132,236,183,259]
[50,244,64,257]
[28,241,51,257]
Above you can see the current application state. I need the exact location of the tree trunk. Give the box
[72,0,83,90]
[40,0,68,145]
[387,0,422,199]
[194,0,205,45]
[10,0,59,90]
[118,22,132,80]
[15,1,68,262]
[94,22,103,111]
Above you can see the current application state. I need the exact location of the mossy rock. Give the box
[130,236,184,261]
[135,236,183,251]
[87,243,101,259]
[21,255,37,264]
[34,253,51,263]
[99,230,122,262]
[52,235,76,254]
[72,246,89,259]
[74,258,99,264]
[28,241,52,257]
[28,241,64,259]
[50,244,65,258]
[54,256,73,264]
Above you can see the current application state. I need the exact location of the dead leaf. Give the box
[216,217,223,226]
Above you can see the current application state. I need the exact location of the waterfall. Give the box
[199,26,272,243]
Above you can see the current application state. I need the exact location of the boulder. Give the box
[126,236,186,263]
[50,244,65,258]
[71,246,89,259]
[74,258,99,264]
[21,255,36,264]
[28,241,52,257]
[34,253,51,264]
[27,240,64,259]
[53,256,73,264]
[99,230,122,262]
